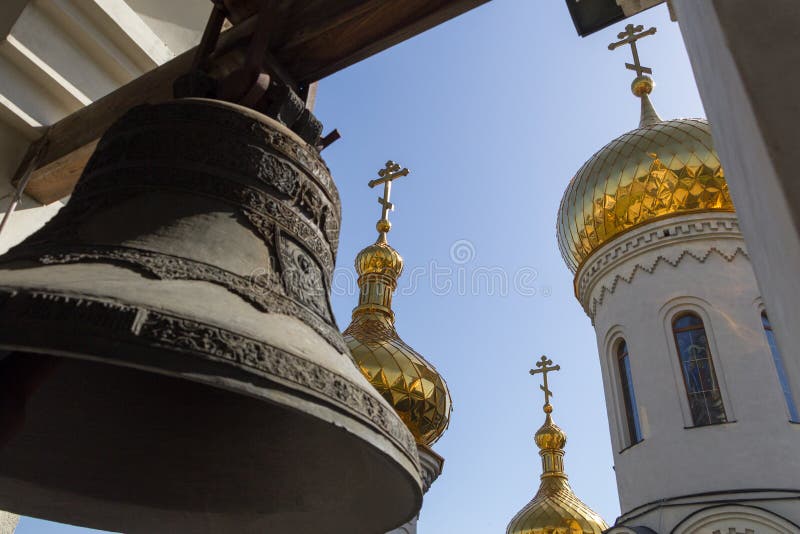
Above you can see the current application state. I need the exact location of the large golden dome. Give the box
[557,84,735,273]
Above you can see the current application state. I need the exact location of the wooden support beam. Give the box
[23,140,98,202]
[275,0,489,83]
[18,0,490,205]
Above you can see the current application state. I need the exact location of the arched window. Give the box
[761,312,799,422]
[672,313,727,426]
[616,339,642,445]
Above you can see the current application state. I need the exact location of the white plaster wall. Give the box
[672,1,800,425]
[126,0,210,55]
[579,212,800,529]
[0,511,17,534]
[672,503,800,534]
[0,118,29,180]
[0,190,64,256]
[609,496,800,533]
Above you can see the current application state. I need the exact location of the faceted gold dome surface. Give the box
[344,314,451,446]
[557,118,734,272]
[355,237,404,278]
[506,477,609,534]
[534,413,567,451]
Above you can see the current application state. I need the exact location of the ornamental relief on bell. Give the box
[0,101,342,347]
[278,234,330,320]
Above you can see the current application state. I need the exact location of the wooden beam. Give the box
[23,141,98,203]
[19,0,490,204]
[277,0,489,83]
[0,0,28,41]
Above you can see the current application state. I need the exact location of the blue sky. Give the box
[17,1,706,533]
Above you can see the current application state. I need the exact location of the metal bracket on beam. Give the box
[174,0,323,147]
[0,134,50,237]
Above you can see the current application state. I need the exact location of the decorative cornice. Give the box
[574,213,749,321]
[605,527,657,534]
[577,213,741,297]
[586,246,748,321]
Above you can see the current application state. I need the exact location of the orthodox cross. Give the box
[368,160,409,227]
[529,355,561,409]
[607,23,657,77]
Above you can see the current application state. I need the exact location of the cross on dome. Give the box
[529,355,561,412]
[608,23,657,78]
[607,23,662,123]
[368,160,410,235]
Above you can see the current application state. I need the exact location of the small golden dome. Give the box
[355,234,404,278]
[534,413,567,451]
[509,358,607,534]
[557,116,735,273]
[507,409,608,534]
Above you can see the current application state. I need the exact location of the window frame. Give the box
[761,311,800,422]
[671,311,728,427]
[615,338,643,446]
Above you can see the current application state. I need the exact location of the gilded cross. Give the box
[368,160,409,227]
[529,355,561,408]
[608,23,657,77]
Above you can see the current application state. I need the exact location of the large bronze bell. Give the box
[0,99,422,533]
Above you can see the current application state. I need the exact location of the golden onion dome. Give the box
[344,311,451,446]
[556,76,735,273]
[507,405,608,534]
[344,164,451,446]
[355,232,404,278]
[534,406,567,450]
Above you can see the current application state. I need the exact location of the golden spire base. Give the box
[506,357,608,534]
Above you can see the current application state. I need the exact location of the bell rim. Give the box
[0,287,421,471]
[0,291,424,530]
[0,352,423,532]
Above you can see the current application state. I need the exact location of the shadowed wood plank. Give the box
[23,141,98,204]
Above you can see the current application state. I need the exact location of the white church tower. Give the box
[556,24,800,534]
